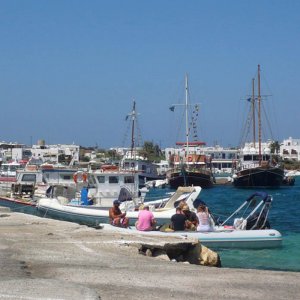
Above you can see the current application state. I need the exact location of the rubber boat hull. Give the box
[37,186,202,227]
[101,224,282,249]
[37,198,176,227]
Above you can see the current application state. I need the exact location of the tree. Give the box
[270,141,280,154]
[107,149,121,160]
[139,141,164,162]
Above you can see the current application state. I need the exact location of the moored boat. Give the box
[36,186,202,227]
[167,75,214,189]
[101,224,282,249]
[0,195,37,215]
[233,65,284,188]
[101,191,282,249]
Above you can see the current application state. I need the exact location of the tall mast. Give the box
[185,74,189,160]
[257,64,262,162]
[131,100,136,158]
[252,78,256,147]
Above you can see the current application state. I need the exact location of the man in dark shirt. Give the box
[171,207,187,231]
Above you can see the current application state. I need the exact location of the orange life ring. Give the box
[187,156,193,162]
[73,171,88,184]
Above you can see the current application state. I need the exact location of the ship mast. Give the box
[257,64,262,162]
[252,78,256,148]
[185,74,189,160]
[130,100,136,159]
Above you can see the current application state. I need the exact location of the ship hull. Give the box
[168,169,214,189]
[233,167,284,188]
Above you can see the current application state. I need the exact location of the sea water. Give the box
[147,178,300,271]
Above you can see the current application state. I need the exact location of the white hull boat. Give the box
[100,224,282,249]
[37,186,202,227]
[100,191,283,249]
[37,187,282,249]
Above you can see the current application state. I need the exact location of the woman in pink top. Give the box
[136,205,156,231]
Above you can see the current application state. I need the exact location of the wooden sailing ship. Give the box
[166,75,214,189]
[232,65,284,188]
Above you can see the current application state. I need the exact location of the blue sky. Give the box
[1,0,299,149]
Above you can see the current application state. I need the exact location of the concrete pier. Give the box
[0,210,300,300]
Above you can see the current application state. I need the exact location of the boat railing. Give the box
[220,192,272,230]
[240,162,260,170]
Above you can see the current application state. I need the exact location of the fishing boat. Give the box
[0,161,25,193]
[0,163,80,213]
[101,191,282,249]
[166,75,214,189]
[0,172,37,214]
[0,195,37,215]
[232,65,284,188]
[86,162,152,207]
[36,186,201,227]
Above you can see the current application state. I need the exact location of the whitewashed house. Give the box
[280,137,300,161]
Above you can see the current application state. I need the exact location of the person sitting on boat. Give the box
[178,200,187,210]
[136,204,156,231]
[196,204,213,232]
[182,205,198,231]
[109,200,129,228]
[171,207,187,231]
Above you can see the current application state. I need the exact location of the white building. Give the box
[165,144,239,174]
[280,137,300,161]
[11,142,80,165]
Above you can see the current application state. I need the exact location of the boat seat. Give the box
[57,196,69,205]
[154,207,174,212]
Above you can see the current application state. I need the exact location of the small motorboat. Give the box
[101,191,282,249]
[37,186,202,227]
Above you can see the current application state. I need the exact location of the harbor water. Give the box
[148,178,300,272]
